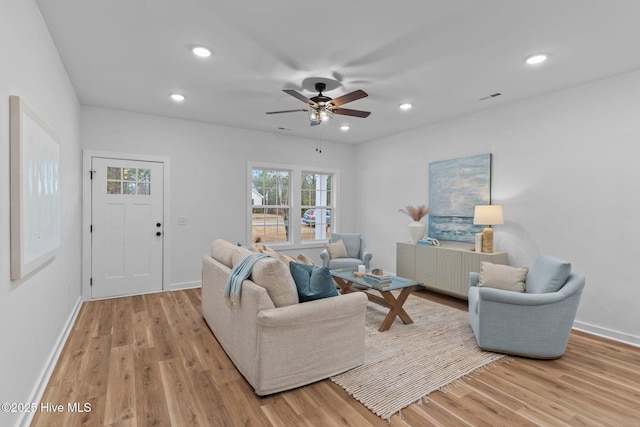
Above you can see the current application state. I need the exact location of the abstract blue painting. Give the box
[428,153,491,243]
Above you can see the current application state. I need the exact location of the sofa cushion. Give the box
[231,245,254,267]
[478,261,528,292]
[525,254,571,294]
[233,250,299,307]
[252,257,299,307]
[289,262,339,302]
[252,243,279,258]
[278,252,314,266]
[294,252,314,265]
[211,239,245,268]
[252,244,314,266]
[325,239,348,259]
[332,233,361,258]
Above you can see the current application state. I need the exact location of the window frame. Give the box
[247,161,338,249]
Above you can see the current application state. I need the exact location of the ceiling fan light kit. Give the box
[308,107,333,125]
[266,81,371,126]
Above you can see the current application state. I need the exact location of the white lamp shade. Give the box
[473,205,504,225]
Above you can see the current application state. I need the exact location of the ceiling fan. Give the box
[266,82,371,126]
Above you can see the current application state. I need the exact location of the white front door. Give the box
[91,157,164,299]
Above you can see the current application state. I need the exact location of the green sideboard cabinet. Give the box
[396,242,508,299]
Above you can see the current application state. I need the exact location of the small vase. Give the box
[407,221,426,244]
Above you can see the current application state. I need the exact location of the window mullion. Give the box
[288,169,300,244]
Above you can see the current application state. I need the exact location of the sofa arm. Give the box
[319,249,330,268]
[362,251,373,269]
[253,292,368,395]
[469,272,480,288]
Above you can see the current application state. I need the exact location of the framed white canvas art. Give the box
[10,96,61,280]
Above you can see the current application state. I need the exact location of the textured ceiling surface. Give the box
[37,0,640,143]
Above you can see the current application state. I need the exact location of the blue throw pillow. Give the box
[525,254,571,294]
[289,262,339,302]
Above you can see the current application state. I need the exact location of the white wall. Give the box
[81,107,358,288]
[0,1,82,426]
[355,70,640,346]
[2,8,637,425]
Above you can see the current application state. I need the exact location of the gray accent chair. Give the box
[320,233,373,270]
[468,254,585,359]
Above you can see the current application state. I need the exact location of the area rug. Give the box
[330,293,506,420]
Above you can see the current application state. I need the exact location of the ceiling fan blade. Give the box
[265,108,308,115]
[330,89,368,107]
[332,107,371,118]
[283,89,316,106]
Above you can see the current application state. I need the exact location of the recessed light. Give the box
[340,124,350,131]
[192,46,212,57]
[170,93,185,102]
[399,103,412,111]
[525,54,547,65]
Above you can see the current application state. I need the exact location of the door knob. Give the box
[156,222,162,227]
[156,231,162,236]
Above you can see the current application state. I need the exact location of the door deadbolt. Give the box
[156,222,161,227]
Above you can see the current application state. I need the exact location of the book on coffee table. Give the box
[364,275,392,287]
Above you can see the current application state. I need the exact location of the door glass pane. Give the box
[138,169,151,182]
[107,181,121,194]
[123,168,137,181]
[138,183,150,195]
[107,167,121,180]
[123,182,137,195]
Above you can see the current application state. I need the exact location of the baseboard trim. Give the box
[573,321,640,348]
[169,280,201,291]
[18,296,83,427]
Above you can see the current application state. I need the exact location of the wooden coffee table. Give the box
[330,268,422,332]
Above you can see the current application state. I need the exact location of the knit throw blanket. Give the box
[223,253,271,304]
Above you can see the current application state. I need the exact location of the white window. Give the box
[107,166,151,195]
[251,167,290,244]
[300,172,332,242]
[249,163,336,246]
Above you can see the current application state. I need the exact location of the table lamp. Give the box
[473,205,504,253]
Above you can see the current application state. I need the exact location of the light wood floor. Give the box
[32,288,640,427]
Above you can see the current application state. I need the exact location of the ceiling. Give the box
[36,0,640,144]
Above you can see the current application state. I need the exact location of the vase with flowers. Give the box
[399,204,430,243]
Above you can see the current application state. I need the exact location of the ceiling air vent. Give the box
[479,93,502,101]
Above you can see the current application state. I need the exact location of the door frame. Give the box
[82,150,171,301]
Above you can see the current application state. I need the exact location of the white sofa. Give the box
[202,239,368,395]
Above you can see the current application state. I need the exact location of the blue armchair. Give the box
[320,233,373,270]
[468,254,585,359]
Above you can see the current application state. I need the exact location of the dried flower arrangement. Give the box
[398,204,430,222]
